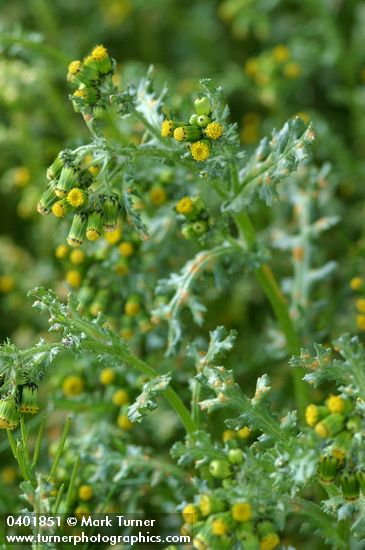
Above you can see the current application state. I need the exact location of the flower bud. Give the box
[194,96,212,116]
[189,114,199,125]
[56,165,79,198]
[19,384,39,414]
[101,194,120,232]
[47,152,65,181]
[199,494,225,517]
[67,213,87,247]
[228,448,244,464]
[340,472,360,502]
[0,397,20,430]
[197,115,211,128]
[173,125,202,143]
[318,455,339,484]
[305,404,329,427]
[86,209,103,241]
[314,413,345,438]
[192,221,208,236]
[37,182,57,215]
[209,459,231,479]
[346,416,362,433]
[87,45,113,75]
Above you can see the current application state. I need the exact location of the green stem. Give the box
[81,340,196,436]
[233,211,309,417]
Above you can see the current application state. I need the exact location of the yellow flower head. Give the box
[120,327,134,340]
[89,165,100,176]
[55,244,69,259]
[231,502,252,522]
[356,298,365,313]
[305,404,319,427]
[260,533,280,550]
[191,141,210,161]
[356,314,365,331]
[161,120,174,137]
[68,60,82,75]
[284,62,301,79]
[119,241,134,257]
[244,58,258,76]
[205,121,223,140]
[199,494,212,516]
[62,375,84,397]
[182,504,199,524]
[272,44,290,63]
[149,186,167,205]
[1,466,17,484]
[66,270,81,288]
[176,196,194,215]
[238,426,251,439]
[78,485,93,501]
[124,300,141,316]
[173,127,186,142]
[100,368,115,385]
[73,89,87,100]
[350,277,363,291]
[222,429,236,442]
[314,422,328,438]
[13,166,30,187]
[117,414,134,431]
[67,188,86,208]
[211,518,229,536]
[52,201,67,218]
[326,395,345,414]
[92,45,109,61]
[70,249,86,265]
[105,227,122,244]
[112,389,129,406]
[0,275,14,293]
[86,228,101,241]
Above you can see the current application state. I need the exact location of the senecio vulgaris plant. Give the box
[1,44,364,550]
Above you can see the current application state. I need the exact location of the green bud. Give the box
[194,96,212,116]
[197,115,211,128]
[189,114,199,125]
[101,194,120,232]
[181,223,196,240]
[71,62,99,87]
[192,220,208,235]
[209,459,231,479]
[332,431,352,461]
[173,125,203,143]
[67,213,87,247]
[315,413,345,438]
[19,384,39,414]
[0,397,20,430]
[199,494,226,517]
[318,455,339,484]
[85,46,113,75]
[47,152,65,181]
[86,209,103,241]
[340,472,360,502]
[37,182,57,215]
[228,448,244,464]
[56,165,79,198]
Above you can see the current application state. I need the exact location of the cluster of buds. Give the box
[67,44,115,116]
[175,195,210,239]
[161,96,223,161]
[349,276,365,332]
[180,430,280,550]
[306,394,365,501]
[0,383,39,431]
[182,495,280,550]
[38,151,122,247]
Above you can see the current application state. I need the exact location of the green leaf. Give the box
[128,374,171,422]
